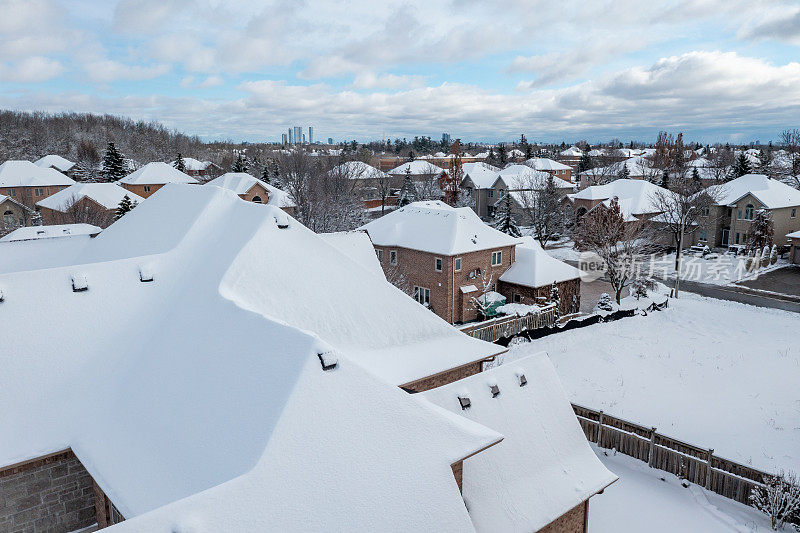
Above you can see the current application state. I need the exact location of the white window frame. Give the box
[413,286,430,306]
[434,257,442,272]
[491,251,502,266]
[377,249,383,262]
[744,204,754,221]
[454,257,462,272]
[389,250,397,265]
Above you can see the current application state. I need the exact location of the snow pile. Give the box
[0,160,75,187]
[35,183,145,211]
[34,154,75,172]
[423,352,617,532]
[0,223,100,242]
[500,236,582,288]
[118,162,198,185]
[360,200,522,256]
[495,302,542,316]
[206,172,295,208]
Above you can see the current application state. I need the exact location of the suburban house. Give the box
[0,194,34,235]
[0,184,614,532]
[173,157,223,180]
[460,161,502,218]
[206,172,296,215]
[559,145,584,173]
[692,173,800,248]
[491,165,574,220]
[387,159,448,183]
[117,161,198,198]
[577,156,656,189]
[525,157,574,183]
[34,154,77,176]
[36,183,145,227]
[360,200,581,323]
[566,178,668,222]
[0,160,76,208]
[379,154,485,172]
[788,230,800,264]
[0,222,101,243]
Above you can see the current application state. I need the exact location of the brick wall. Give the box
[497,277,580,316]
[451,461,463,493]
[538,500,588,533]
[120,182,163,199]
[402,360,486,392]
[0,186,67,209]
[0,450,96,533]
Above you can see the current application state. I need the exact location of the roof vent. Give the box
[517,372,527,387]
[0,288,4,302]
[36,230,45,235]
[490,384,500,397]
[71,274,88,292]
[138,266,154,283]
[458,395,471,410]
[317,350,338,371]
[274,214,289,229]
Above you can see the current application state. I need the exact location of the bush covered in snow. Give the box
[750,470,800,531]
[594,293,613,312]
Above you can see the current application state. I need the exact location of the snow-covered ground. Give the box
[593,445,771,532]
[657,252,790,287]
[543,237,582,262]
[505,292,799,473]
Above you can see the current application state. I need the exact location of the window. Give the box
[144,185,152,193]
[389,250,397,265]
[735,232,740,244]
[792,208,797,218]
[3,210,14,227]
[251,195,263,203]
[701,206,709,217]
[491,251,502,266]
[8,188,15,197]
[413,286,430,306]
[435,257,442,271]
[488,189,494,198]
[376,249,383,262]
[737,209,742,220]
[454,257,462,271]
[513,293,521,303]
[34,188,44,197]
[698,228,707,242]
[744,204,754,220]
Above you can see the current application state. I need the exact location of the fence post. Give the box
[648,427,657,468]
[705,449,714,490]
[597,411,604,446]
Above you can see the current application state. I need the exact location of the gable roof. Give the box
[423,352,617,532]
[387,160,447,175]
[330,160,388,180]
[0,223,100,242]
[319,231,385,278]
[579,155,652,178]
[206,172,296,208]
[35,183,145,211]
[569,179,667,216]
[499,236,582,288]
[0,160,76,187]
[560,146,583,157]
[525,157,572,171]
[0,193,31,212]
[706,174,800,209]
[118,161,198,185]
[0,184,504,528]
[461,162,500,189]
[34,154,76,172]
[493,165,572,190]
[360,200,522,255]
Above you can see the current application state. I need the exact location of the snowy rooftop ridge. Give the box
[524,157,572,171]
[499,236,582,288]
[707,173,800,209]
[360,200,522,255]
[206,172,296,208]
[35,183,145,211]
[0,160,75,187]
[0,223,101,242]
[34,154,76,172]
[568,178,668,216]
[118,161,198,185]
[461,161,501,189]
[387,159,448,175]
[494,164,572,190]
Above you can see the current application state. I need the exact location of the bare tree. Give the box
[778,129,800,188]
[52,195,115,228]
[750,469,800,531]
[573,198,655,304]
[516,174,570,247]
[468,269,497,320]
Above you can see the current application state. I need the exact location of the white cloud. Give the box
[351,72,425,90]
[0,56,65,82]
[198,75,223,88]
[83,59,171,83]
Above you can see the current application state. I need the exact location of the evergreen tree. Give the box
[260,164,271,185]
[102,142,127,183]
[660,169,670,189]
[732,152,752,178]
[594,293,613,312]
[617,163,630,180]
[173,153,186,172]
[497,144,507,165]
[115,194,136,220]
[398,168,417,206]
[493,193,521,237]
[549,283,560,321]
[487,148,496,163]
[691,167,702,191]
[231,154,248,173]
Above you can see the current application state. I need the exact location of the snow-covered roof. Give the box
[499,236,581,288]
[461,161,500,189]
[171,157,213,171]
[360,200,523,255]
[387,160,447,175]
[35,183,144,211]
[330,160,387,180]
[0,235,94,274]
[423,352,617,532]
[507,148,525,157]
[494,164,571,190]
[706,174,800,209]
[0,223,100,242]
[787,230,800,239]
[579,155,652,178]
[0,184,506,528]
[319,231,385,278]
[525,157,572,171]
[560,146,583,157]
[587,149,605,157]
[0,160,75,187]
[34,154,75,172]
[118,161,198,185]
[206,172,296,208]
[568,179,667,216]
[689,157,712,168]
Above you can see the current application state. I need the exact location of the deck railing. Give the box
[459,304,558,343]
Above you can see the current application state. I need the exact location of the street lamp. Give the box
[674,206,695,299]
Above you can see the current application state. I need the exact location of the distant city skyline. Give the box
[2,1,800,144]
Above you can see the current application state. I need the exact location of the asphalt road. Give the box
[661,277,800,313]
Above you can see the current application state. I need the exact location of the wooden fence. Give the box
[459,304,557,343]
[572,403,770,506]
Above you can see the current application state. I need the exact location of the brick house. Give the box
[36,183,145,228]
[558,145,584,174]
[0,194,34,236]
[34,154,78,177]
[206,172,297,215]
[0,160,75,208]
[525,157,574,183]
[172,157,223,180]
[360,201,581,323]
[118,161,198,198]
[690,174,800,249]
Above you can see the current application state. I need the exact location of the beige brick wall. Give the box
[121,182,164,199]
[538,500,588,533]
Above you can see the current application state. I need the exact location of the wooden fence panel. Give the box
[571,403,770,506]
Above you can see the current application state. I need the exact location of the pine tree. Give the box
[617,163,630,180]
[732,153,752,178]
[549,283,560,321]
[691,167,702,191]
[173,153,186,172]
[595,293,613,312]
[487,148,496,163]
[398,168,417,206]
[231,154,248,173]
[498,144,507,165]
[493,193,521,237]
[746,209,774,254]
[115,195,136,220]
[102,142,127,183]
[660,169,670,189]
[261,164,271,185]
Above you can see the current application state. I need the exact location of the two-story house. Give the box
[36,183,145,228]
[491,165,574,221]
[0,160,75,208]
[566,178,667,222]
[524,157,573,183]
[118,162,198,198]
[360,201,581,323]
[206,172,297,215]
[459,161,501,219]
[692,174,800,248]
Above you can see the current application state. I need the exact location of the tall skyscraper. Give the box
[442,132,451,144]
[293,126,302,145]
[308,127,314,144]
[288,128,293,144]
[328,137,333,145]
[281,133,288,144]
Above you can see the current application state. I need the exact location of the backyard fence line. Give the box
[571,403,770,506]
[458,303,558,343]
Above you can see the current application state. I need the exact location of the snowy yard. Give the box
[505,292,800,474]
[593,445,772,532]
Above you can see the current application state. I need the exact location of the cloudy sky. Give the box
[2,0,800,143]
